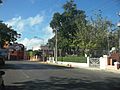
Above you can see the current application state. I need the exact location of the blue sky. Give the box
[0,0,120,50]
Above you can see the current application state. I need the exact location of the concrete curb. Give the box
[39,61,120,74]
[39,62,71,67]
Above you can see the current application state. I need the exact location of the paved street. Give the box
[0,61,120,90]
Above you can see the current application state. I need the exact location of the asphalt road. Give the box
[0,60,120,90]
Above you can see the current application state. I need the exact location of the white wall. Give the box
[100,55,108,70]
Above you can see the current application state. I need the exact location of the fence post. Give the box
[87,57,90,67]
[100,55,108,69]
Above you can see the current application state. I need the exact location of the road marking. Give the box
[20,71,30,78]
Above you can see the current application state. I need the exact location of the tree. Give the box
[50,0,87,55]
[49,0,115,57]
[0,0,2,4]
[47,37,55,50]
[74,11,115,56]
[0,0,20,48]
[0,22,20,48]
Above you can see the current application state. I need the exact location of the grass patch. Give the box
[58,56,87,63]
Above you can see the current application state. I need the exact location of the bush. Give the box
[58,56,87,63]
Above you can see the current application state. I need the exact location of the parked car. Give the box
[0,49,8,65]
[0,56,5,65]
[0,71,5,89]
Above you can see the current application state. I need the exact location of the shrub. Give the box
[58,56,87,63]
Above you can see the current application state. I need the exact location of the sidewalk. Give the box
[41,61,120,74]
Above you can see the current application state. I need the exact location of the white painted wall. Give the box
[100,55,108,70]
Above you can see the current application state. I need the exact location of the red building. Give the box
[8,43,26,60]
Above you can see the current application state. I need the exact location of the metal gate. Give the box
[89,58,100,68]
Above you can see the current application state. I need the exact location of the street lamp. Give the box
[34,36,44,62]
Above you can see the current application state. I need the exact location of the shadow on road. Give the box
[4,76,120,90]
[0,61,72,70]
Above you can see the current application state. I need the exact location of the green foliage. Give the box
[27,50,40,57]
[48,0,116,57]
[58,56,87,63]
[49,0,87,52]
[75,12,113,51]
[0,22,20,48]
[0,0,2,4]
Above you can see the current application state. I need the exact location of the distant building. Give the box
[39,45,54,61]
[8,43,26,60]
[40,45,49,50]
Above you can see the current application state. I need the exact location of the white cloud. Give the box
[19,38,44,50]
[42,25,55,40]
[17,21,24,31]
[28,15,43,26]
[30,0,35,4]
[5,14,44,33]
[5,14,55,50]
[18,25,54,50]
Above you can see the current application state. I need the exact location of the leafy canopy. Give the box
[0,22,20,48]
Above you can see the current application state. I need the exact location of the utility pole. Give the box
[107,32,110,56]
[0,0,3,49]
[117,12,120,53]
[55,28,58,63]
